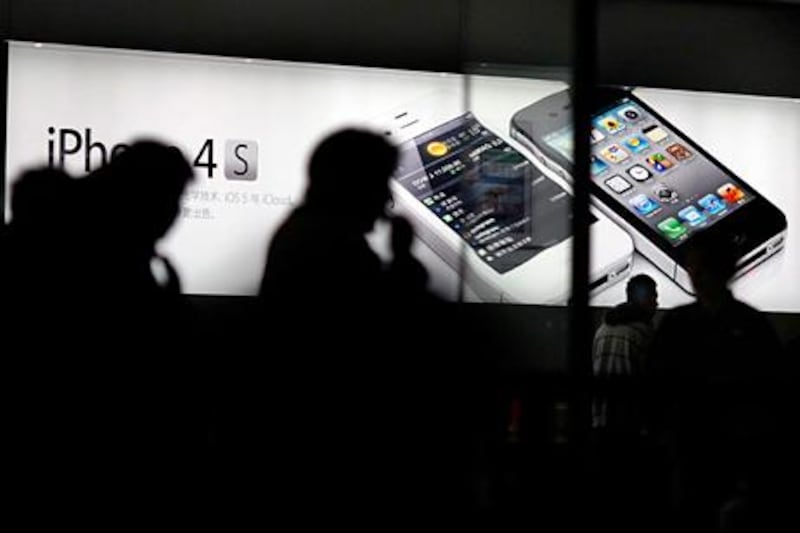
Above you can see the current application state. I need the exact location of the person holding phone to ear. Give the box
[259,128,399,307]
[253,128,479,520]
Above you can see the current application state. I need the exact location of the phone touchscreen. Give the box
[543,98,757,247]
[393,113,576,274]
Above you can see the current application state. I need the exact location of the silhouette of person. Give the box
[76,139,199,474]
[2,167,75,308]
[74,140,192,301]
[239,129,477,523]
[649,231,782,531]
[592,273,658,431]
[6,142,201,523]
[259,128,398,307]
[5,143,192,330]
[7,167,74,231]
[590,274,659,531]
[245,129,396,511]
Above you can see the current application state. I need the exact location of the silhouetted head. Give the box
[626,273,658,319]
[306,129,398,232]
[10,167,73,231]
[93,140,193,246]
[684,230,738,305]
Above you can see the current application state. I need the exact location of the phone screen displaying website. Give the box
[543,98,756,247]
[394,113,575,274]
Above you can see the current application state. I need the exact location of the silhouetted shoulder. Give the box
[259,205,383,305]
[652,298,780,379]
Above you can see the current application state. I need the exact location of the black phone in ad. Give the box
[510,87,787,293]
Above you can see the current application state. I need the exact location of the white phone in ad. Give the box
[374,95,634,304]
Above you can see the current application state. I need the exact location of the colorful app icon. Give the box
[658,217,688,240]
[629,194,660,216]
[617,105,643,123]
[591,155,609,175]
[600,143,630,164]
[645,152,674,172]
[652,183,679,204]
[595,114,626,135]
[605,175,632,194]
[426,141,449,157]
[590,128,605,144]
[698,193,727,215]
[666,142,693,161]
[624,135,650,153]
[717,183,745,203]
[626,164,652,182]
[643,124,669,143]
[678,205,707,227]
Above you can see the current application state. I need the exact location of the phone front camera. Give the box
[625,110,639,120]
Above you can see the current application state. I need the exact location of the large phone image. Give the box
[10,43,795,308]
[378,101,634,304]
[6,41,634,303]
[510,88,787,295]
